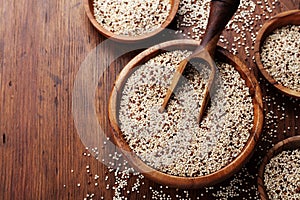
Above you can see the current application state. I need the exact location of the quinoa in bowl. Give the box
[109,40,263,188]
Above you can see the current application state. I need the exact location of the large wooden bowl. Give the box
[254,10,300,98]
[108,39,263,188]
[258,136,300,200]
[83,0,180,42]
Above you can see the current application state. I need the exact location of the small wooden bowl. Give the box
[108,39,263,188]
[254,10,300,98]
[83,0,180,42]
[258,136,300,200]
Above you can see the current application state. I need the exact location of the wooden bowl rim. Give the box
[108,39,263,188]
[257,135,300,200]
[254,9,300,99]
[83,0,180,43]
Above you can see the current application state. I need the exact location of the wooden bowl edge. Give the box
[257,135,300,200]
[254,10,300,98]
[83,0,180,43]
[108,39,264,188]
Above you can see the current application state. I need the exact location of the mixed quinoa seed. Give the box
[93,0,171,36]
[264,149,300,200]
[261,24,300,92]
[118,50,254,177]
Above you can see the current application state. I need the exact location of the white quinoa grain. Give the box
[93,0,171,36]
[261,25,300,92]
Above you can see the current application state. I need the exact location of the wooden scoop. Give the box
[159,0,240,123]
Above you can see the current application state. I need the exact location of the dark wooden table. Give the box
[1,0,299,199]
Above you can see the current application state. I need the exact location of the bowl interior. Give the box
[254,10,300,98]
[258,136,300,200]
[83,0,180,42]
[108,39,263,188]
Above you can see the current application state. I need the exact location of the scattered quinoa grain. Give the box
[176,0,279,56]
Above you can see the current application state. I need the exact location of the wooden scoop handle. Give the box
[160,0,240,122]
[195,0,240,56]
[195,0,240,122]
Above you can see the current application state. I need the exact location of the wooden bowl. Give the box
[258,136,300,200]
[108,39,263,188]
[83,0,180,42]
[254,10,300,98]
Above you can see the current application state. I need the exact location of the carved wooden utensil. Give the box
[160,0,240,123]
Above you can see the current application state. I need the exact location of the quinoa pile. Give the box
[264,149,300,199]
[261,25,300,92]
[93,0,171,36]
[118,50,254,177]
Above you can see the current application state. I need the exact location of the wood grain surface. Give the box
[0,0,299,199]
